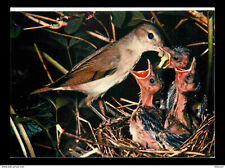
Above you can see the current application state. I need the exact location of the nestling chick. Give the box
[164,57,200,134]
[129,59,163,149]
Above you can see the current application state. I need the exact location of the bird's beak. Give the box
[174,57,196,72]
[131,59,151,80]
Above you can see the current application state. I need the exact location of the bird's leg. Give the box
[85,96,107,122]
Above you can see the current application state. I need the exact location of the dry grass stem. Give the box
[10,116,28,157]
[174,18,188,30]
[80,148,101,158]
[22,12,68,30]
[194,22,208,33]
[92,14,111,41]
[105,101,130,117]
[110,15,116,42]
[87,31,113,43]
[187,11,208,27]
[45,29,97,49]
[10,106,36,157]
[34,43,54,83]
[186,42,208,47]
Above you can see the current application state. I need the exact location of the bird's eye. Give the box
[148,33,154,39]
[186,74,191,80]
[150,78,155,83]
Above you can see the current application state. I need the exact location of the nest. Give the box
[58,98,215,158]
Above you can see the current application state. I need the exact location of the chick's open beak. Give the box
[131,59,151,79]
[174,57,196,72]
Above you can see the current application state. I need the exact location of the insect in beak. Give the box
[157,48,171,69]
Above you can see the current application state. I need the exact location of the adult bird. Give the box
[31,23,165,122]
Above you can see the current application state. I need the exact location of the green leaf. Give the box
[10,20,21,38]
[14,116,32,123]
[68,37,80,48]
[23,121,43,137]
[68,31,91,48]
[49,33,68,47]
[128,11,145,26]
[55,97,69,109]
[63,12,86,18]
[64,18,82,34]
[111,11,126,28]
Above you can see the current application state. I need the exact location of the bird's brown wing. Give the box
[49,43,121,88]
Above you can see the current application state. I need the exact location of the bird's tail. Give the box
[30,87,53,95]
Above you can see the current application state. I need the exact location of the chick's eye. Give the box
[186,74,191,80]
[150,78,155,83]
[148,33,154,39]
[186,74,193,83]
[173,55,179,61]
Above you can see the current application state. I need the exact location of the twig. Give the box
[34,143,54,150]
[150,11,172,45]
[45,28,97,49]
[10,106,36,157]
[138,148,205,157]
[174,18,188,30]
[186,42,208,47]
[150,11,164,28]
[92,14,111,42]
[87,31,113,43]
[62,130,94,144]
[86,12,96,20]
[207,130,215,154]
[187,11,208,27]
[120,98,138,105]
[195,22,208,34]
[110,15,116,42]
[22,12,67,30]
[80,148,101,158]
[105,101,130,117]
[98,99,105,116]
[56,124,63,150]
[34,43,54,83]
[112,97,133,115]
[77,116,101,150]
[74,99,81,136]
[41,51,68,75]
[200,48,209,56]
[207,12,214,94]
[10,116,28,157]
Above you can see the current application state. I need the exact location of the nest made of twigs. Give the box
[58,99,215,158]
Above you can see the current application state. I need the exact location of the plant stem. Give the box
[207,12,214,94]
[10,116,28,157]
[42,51,68,75]
[10,106,36,157]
